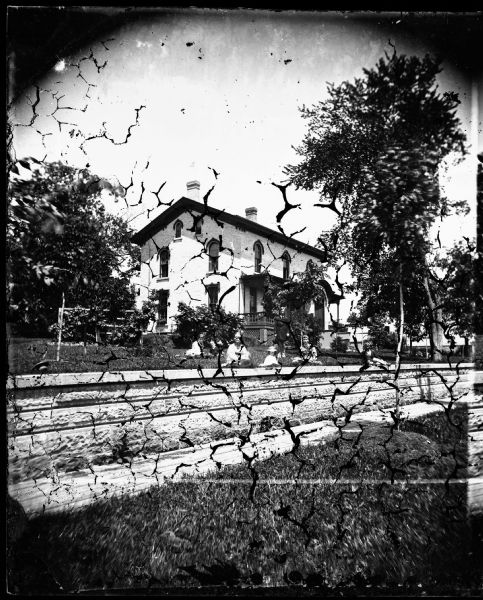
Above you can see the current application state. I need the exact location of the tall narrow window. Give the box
[158,290,169,325]
[282,252,291,280]
[254,241,263,273]
[207,284,219,310]
[208,240,220,273]
[195,218,202,235]
[174,220,183,239]
[306,259,314,273]
[159,248,169,278]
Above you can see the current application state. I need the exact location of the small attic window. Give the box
[174,220,183,239]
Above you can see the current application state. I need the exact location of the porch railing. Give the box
[240,312,274,325]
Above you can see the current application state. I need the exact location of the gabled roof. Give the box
[131,197,327,262]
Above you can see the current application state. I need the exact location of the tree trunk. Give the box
[422,272,445,362]
[394,266,405,428]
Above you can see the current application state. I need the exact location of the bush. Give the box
[367,322,398,351]
[109,298,157,347]
[48,306,98,343]
[330,336,349,353]
[172,302,244,348]
[290,312,325,348]
[48,295,157,347]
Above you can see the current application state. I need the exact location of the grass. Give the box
[8,337,434,376]
[7,408,481,594]
[8,338,356,375]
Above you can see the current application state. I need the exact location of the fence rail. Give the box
[240,312,275,325]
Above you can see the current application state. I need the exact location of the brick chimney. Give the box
[245,207,258,222]
[186,180,200,201]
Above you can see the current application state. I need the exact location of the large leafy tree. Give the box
[286,50,467,362]
[7,160,140,335]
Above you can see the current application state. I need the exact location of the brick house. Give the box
[131,181,341,344]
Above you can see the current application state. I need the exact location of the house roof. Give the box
[131,197,328,262]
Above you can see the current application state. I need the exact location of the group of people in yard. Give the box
[184,323,392,371]
[185,331,254,367]
[184,327,391,370]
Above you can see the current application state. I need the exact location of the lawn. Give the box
[7,337,433,376]
[7,409,481,595]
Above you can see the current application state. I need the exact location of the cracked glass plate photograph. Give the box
[6,7,483,596]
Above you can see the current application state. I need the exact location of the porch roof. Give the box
[240,272,284,286]
[239,272,342,304]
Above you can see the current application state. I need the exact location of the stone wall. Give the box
[8,363,474,484]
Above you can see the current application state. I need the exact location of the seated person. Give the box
[259,345,281,368]
[222,332,253,367]
[205,339,218,357]
[292,340,319,365]
[360,347,390,371]
[185,335,203,358]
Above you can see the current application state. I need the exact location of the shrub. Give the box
[48,295,157,347]
[48,306,98,343]
[289,312,325,348]
[367,323,398,351]
[330,336,349,353]
[109,297,157,347]
[172,302,244,348]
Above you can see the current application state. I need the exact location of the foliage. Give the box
[7,160,139,335]
[347,256,429,343]
[48,294,157,347]
[330,335,349,353]
[290,312,325,348]
[287,51,465,201]
[286,50,467,359]
[263,263,328,319]
[263,264,329,349]
[109,294,157,346]
[432,239,477,343]
[48,307,99,344]
[365,315,398,351]
[172,302,244,348]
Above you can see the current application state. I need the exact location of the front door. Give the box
[249,287,257,315]
[315,301,325,329]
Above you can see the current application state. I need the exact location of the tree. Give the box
[432,239,477,357]
[346,250,429,348]
[7,160,140,335]
[286,50,467,362]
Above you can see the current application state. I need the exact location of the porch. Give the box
[239,311,274,343]
[239,273,279,342]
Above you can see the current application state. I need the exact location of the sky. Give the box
[9,9,482,318]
